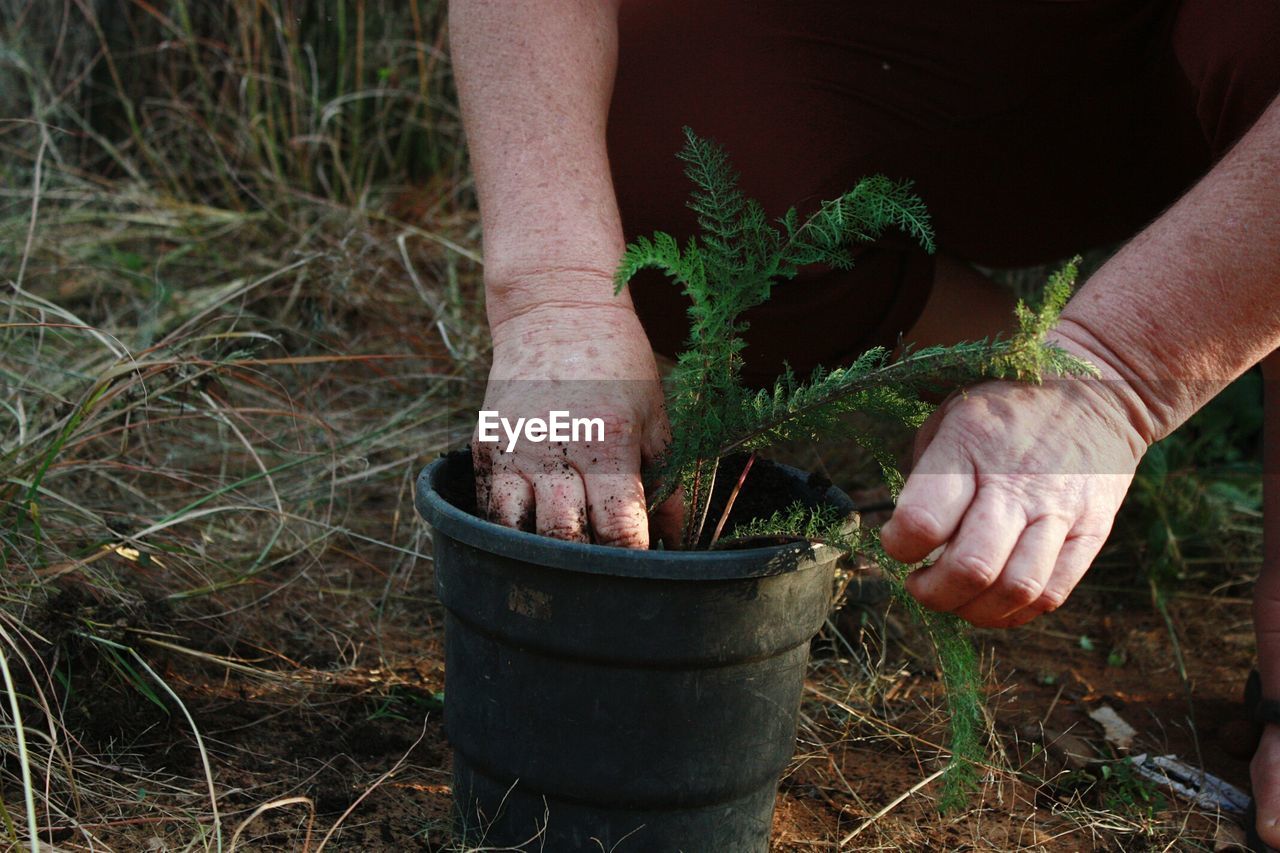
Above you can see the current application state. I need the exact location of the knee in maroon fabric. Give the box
[1173,0,1280,158]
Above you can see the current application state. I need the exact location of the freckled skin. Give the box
[470,305,684,548]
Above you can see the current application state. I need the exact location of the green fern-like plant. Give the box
[615,128,1098,811]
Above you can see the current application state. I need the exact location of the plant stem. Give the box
[713,343,1031,460]
[708,453,755,548]
[687,457,720,548]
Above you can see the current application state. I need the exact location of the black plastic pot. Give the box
[415,452,854,852]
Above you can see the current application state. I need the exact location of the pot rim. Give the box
[416,455,850,581]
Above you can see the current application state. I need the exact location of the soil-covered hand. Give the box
[881,340,1151,628]
[473,303,681,548]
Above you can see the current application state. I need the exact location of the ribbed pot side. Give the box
[416,453,849,852]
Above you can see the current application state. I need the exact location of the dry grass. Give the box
[0,2,1263,851]
[1,1,487,847]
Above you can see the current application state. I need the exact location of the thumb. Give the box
[880,425,976,564]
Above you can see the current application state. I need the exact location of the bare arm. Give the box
[1054,93,1280,443]
[1060,96,1280,846]
[879,94,1280,842]
[451,0,679,547]
[451,0,627,326]
[884,92,1280,619]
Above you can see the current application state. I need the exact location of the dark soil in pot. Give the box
[696,452,843,549]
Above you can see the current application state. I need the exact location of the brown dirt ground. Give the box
[25,479,1260,852]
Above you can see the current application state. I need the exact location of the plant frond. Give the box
[988,257,1097,382]
[727,501,856,547]
[858,532,986,812]
[781,174,936,270]
[614,232,700,294]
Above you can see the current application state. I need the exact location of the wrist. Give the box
[487,276,652,363]
[486,299,659,383]
[491,299,645,347]
[486,263,634,333]
[1047,319,1165,447]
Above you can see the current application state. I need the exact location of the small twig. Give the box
[35,816,174,833]
[1041,680,1067,729]
[688,457,720,548]
[227,796,314,852]
[840,767,947,847]
[708,453,754,548]
[313,717,429,852]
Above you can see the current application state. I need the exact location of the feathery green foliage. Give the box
[616,129,1097,811]
[727,501,854,546]
[616,129,1095,538]
[864,539,986,813]
[616,127,939,542]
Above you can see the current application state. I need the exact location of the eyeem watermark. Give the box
[477,410,605,453]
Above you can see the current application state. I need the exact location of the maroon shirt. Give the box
[606,0,1280,385]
